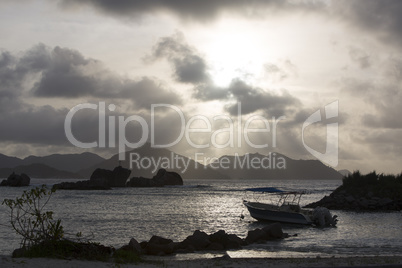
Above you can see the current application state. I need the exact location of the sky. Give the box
[0,0,402,174]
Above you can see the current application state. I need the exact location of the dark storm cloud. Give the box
[0,51,19,99]
[333,0,402,46]
[61,0,323,21]
[0,102,145,147]
[3,44,182,109]
[225,80,301,117]
[0,50,27,112]
[0,105,69,145]
[32,46,97,98]
[147,32,210,84]
[0,44,184,147]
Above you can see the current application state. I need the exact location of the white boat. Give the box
[243,187,337,226]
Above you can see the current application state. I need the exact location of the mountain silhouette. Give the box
[207,152,342,180]
[22,152,105,173]
[0,163,82,179]
[0,154,22,169]
[0,152,104,173]
[0,148,343,180]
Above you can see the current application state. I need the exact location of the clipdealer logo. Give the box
[64,101,338,170]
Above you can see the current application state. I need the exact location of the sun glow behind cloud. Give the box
[202,25,267,87]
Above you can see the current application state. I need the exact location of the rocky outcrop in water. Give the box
[54,166,131,190]
[54,167,182,190]
[118,223,288,256]
[126,168,183,187]
[305,171,402,211]
[0,172,30,187]
[90,166,131,187]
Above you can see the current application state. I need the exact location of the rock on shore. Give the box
[119,223,287,256]
[305,171,402,211]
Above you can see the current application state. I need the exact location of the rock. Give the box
[0,172,30,187]
[379,198,393,207]
[206,242,225,251]
[262,223,284,239]
[208,230,242,249]
[245,228,266,244]
[12,247,26,258]
[128,238,142,255]
[305,171,401,212]
[358,198,369,209]
[20,174,30,186]
[139,241,148,249]
[126,169,183,187]
[110,166,131,187]
[148,235,173,245]
[54,166,130,190]
[345,195,355,203]
[225,234,243,249]
[90,168,113,183]
[145,236,175,255]
[181,230,210,250]
[126,176,155,187]
[153,169,183,186]
[90,166,131,187]
[145,243,174,256]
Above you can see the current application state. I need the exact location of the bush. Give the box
[2,185,64,249]
[2,185,143,263]
[340,171,402,199]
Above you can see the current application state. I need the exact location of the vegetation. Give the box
[2,185,141,263]
[2,185,64,248]
[339,171,402,199]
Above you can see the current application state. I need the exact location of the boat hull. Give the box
[244,201,313,225]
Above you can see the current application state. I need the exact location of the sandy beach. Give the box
[1,255,402,268]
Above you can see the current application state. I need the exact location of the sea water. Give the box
[0,179,401,258]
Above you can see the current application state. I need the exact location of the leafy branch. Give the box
[2,185,64,249]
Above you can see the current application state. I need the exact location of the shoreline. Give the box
[1,255,402,268]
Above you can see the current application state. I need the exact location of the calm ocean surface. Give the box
[0,179,401,258]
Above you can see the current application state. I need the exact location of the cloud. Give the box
[332,0,402,47]
[348,47,371,69]
[1,44,182,110]
[0,105,69,145]
[193,84,229,101]
[225,80,301,116]
[147,32,210,84]
[148,33,302,118]
[340,57,402,129]
[264,60,298,82]
[194,80,301,117]
[60,0,323,22]
[0,44,186,149]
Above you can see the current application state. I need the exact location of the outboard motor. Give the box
[312,207,338,227]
